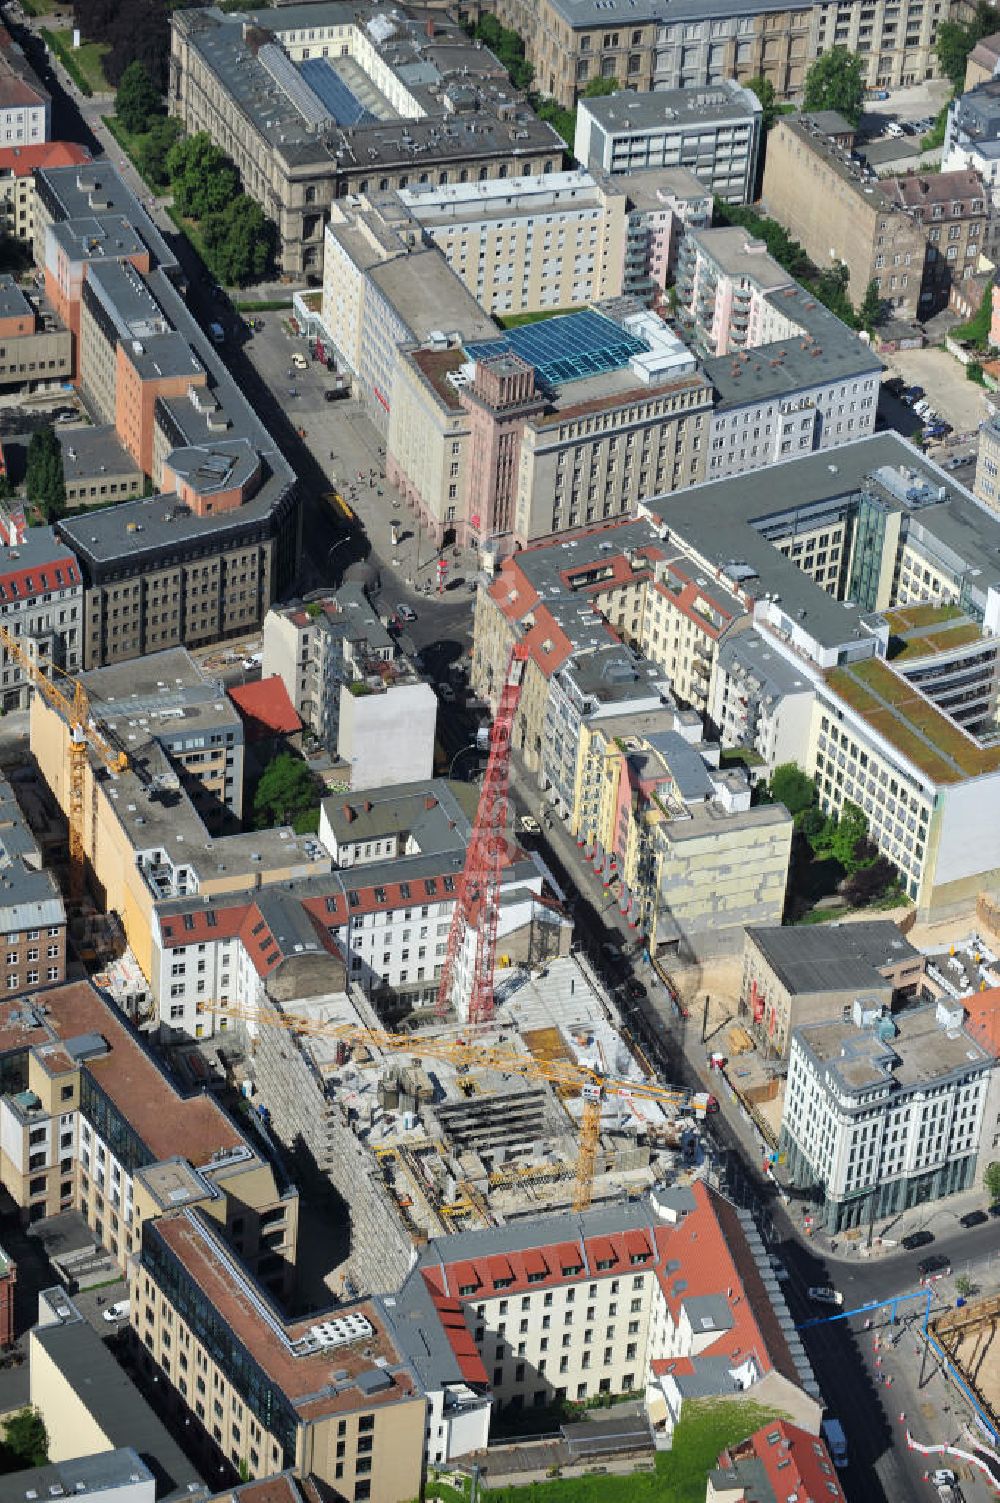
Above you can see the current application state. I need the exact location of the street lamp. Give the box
[449,743,480,779]
[326,537,350,579]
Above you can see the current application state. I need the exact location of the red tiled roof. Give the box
[0,77,45,108]
[160,902,250,948]
[730,1419,845,1502]
[0,140,90,177]
[228,675,302,741]
[0,552,80,601]
[429,1291,489,1385]
[964,986,1000,1057]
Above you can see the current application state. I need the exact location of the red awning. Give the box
[624,1229,651,1260]
[523,1248,548,1277]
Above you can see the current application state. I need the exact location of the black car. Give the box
[901,1229,934,1250]
[959,1210,988,1229]
[918,1254,952,1282]
[623,979,647,1003]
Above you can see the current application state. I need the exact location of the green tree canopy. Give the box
[25,427,65,521]
[747,75,778,131]
[582,76,619,97]
[803,47,865,127]
[985,1160,1000,1202]
[252,753,318,829]
[136,115,183,188]
[0,1409,48,1473]
[115,59,160,134]
[936,3,1000,89]
[166,132,240,220]
[768,763,816,816]
[829,800,869,872]
[857,278,887,335]
[201,194,277,286]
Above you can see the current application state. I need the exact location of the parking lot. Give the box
[881,347,993,435]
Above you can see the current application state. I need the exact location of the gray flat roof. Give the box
[0,274,32,322]
[546,0,811,29]
[37,165,176,272]
[58,423,141,483]
[581,81,760,133]
[31,1315,206,1499]
[322,777,477,850]
[796,1002,992,1093]
[0,1450,155,1503]
[367,250,496,343]
[747,919,919,995]
[689,226,793,288]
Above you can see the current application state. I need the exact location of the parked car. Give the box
[918,1254,952,1282]
[103,1300,130,1323]
[768,1255,791,1282]
[885,121,904,138]
[291,352,308,371]
[990,1202,1000,1218]
[808,1286,843,1307]
[517,814,540,834]
[901,1229,934,1250]
[930,1470,957,1487]
[397,603,417,622]
[905,385,925,401]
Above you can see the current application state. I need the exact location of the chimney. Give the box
[425,796,438,810]
[342,803,355,822]
[364,800,373,812]
[426,16,435,36]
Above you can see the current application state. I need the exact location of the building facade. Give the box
[0,26,49,148]
[781,999,994,1231]
[169,4,564,276]
[944,79,1000,208]
[574,82,763,205]
[489,0,947,109]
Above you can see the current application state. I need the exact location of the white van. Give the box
[102,1299,130,1324]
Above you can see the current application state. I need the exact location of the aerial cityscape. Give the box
[0,0,991,1501]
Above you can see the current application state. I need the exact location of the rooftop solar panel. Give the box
[464,311,648,386]
[299,58,375,127]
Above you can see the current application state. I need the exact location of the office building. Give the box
[780,998,994,1231]
[33,162,299,667]
[763,116,932,319]
[58,423,144,509]
[491,0,944,109]
[0,140,89,241]
[0,25,49,147]
[0,771,66,995]
[0,273,71,389]
[168,3,564,276]
[0,511,82,707]
[739,920,925,1059]
[0,980,298,1292]
[574,82,763,205]
[262,586,436,781]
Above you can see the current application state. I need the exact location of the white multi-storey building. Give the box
[0,517,82,710]
[781,998,994,1232]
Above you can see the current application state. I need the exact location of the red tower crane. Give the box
[436,643,529,1023]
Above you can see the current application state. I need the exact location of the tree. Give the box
[136,115,183,188]
[166,132,240,221]
[252,753,318,828]
[115,60,160,134]
[201,194,277,286]
[747,75,778,131]
[857,278,887,335]
[813,261,856,327]
[936,4,1000,89]
[954,1273,975,1297]
[25,428,65,521]
[582,76,619,97]
[768,763,815,817]
[829,800,869,872]
[1,1409,48,1470]
[985,1160,1000,1202]
[803,47,866,127]
[841,855,897,905]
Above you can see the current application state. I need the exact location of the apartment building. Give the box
[168,3,564,276]
[710,1420,847,1503]
[574,713,792,956]
[0,513,82,708]
[388,306,711,556]
[763,116,931,320]
[676,226,793,357]
[781,998,994,1231]
[574,82,763,205]
[0,274,71,389]
[490,0,944,109]
[32,163,298,667]
[739,920,924,1058]
[883,169,995,306]
[0,26,49,147]
[262,586,436,781]
[708,626,815,776]
[0,140,89,242]
[974,412,1000,510]
[0,772,66,996]
[0,980,298,1296]
[944,79,1000,207]
[141,776,556,1033]
[397,170,629,317]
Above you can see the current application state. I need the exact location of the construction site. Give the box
[931,1291,1000,1440]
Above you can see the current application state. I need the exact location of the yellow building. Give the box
[135,1206,426,1503]
[0,981,298,1296]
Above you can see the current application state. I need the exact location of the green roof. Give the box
[827,657,1000,784]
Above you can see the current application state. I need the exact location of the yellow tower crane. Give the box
[0,623,128,901]
[207,1000,698,1213]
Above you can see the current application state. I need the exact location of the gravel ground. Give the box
[881,346,993,434]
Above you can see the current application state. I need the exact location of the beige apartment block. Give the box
[762,117,929,319]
